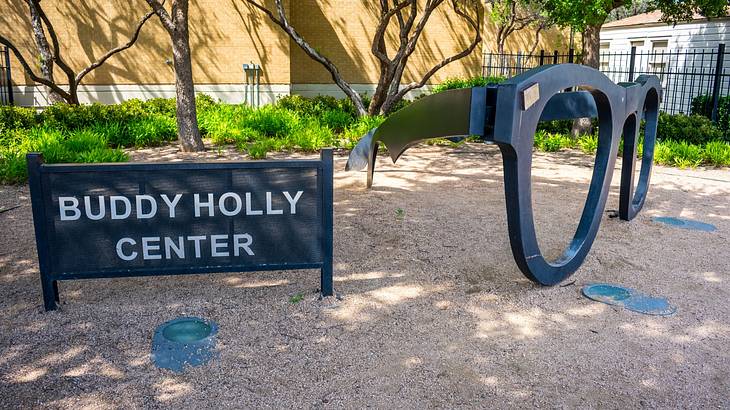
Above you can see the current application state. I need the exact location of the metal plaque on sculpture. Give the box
[27,150,334,311]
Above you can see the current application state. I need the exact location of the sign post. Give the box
[27,149,334,311]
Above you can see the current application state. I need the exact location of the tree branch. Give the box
[145,0,175,33]
[34,0,75,86]
[0,34,72,101]
[243,0,367,115]
[75,10,156,85]
[371,0,411,64]
[392,0,482,102]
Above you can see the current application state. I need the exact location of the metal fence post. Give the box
[710,43,726,122]
[539,50,545,66]
[553,50,558,64]
[628,46,637,82]
[568,48,575,63]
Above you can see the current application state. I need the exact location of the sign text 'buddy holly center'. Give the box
[27,150,334,311]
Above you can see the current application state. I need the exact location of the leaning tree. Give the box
[0,0,154,105]
[244,0,483,116]
[144,0,204,152]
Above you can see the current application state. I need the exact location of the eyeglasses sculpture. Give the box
[346,64,661,286]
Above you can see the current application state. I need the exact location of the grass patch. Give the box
[2,87,728,184]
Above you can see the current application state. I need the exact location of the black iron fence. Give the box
[482,49,580,78]
[0,46,13,106]
[483,44,729,119]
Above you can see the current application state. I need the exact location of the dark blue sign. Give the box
[27,150,334,311]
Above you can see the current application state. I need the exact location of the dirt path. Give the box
[1,143,728,408]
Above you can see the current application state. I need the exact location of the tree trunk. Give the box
[581,22,602,69]
[571,21,603,137]
[171,23,204,151]
[28,1,64,104]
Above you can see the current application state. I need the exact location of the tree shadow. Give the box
[1,145,729,407]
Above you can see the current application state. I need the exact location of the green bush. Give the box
[290,120,334,151]
[691,94,729,137]
[657,112,725,144]
[655,140,704,168]
[126,115,177,147]
[339,115,385,149]
[533,130,574,152]
[277,94,357,119]
[432,76,505,93]
[319,109,355,132]
[0,151,27,184]
[142,97,178,117]
[198,103,252,140]
[537,119,576,135]
[0,127,129,183]
[91,121,131,147]
[241,105,298,137]
[0,106,38,132]
[577,134,599,154]
[703,140,730,166]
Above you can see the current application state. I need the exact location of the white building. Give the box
[601,11,729,52]
[600,11,729,114]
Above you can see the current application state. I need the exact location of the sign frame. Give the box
[27,149,334,311]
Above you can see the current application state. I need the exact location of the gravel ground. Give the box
[1,142,729,409]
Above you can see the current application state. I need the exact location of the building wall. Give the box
[600,18,729,51]
[600,18,729,114]
[3,0,569,106]
[4,0,292,105]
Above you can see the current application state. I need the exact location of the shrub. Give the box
[0,151,27,184]
[533,130,574,152]
[537,119,575,135]
[577,134,599,154]
[0,127,129,183]
[126,115,177,147]
[319,109,355,132]
[91,121,132,147]
[195,93,219,113]
[703,140,730,166]
[0,106,38,132]
[432,76,505,93]
[242,105,298,137]
[240,137,286,159]
[690,94,729,138]
[289,121,334,151]
[63,129,108,153]
[339,115,385,149]
[142,97,177,117]
[198,103,252,138]
[75,147,129,163]
[654,140,703,168]
[657,112,724,144]
[277,94,357,118]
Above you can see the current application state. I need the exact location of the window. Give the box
[600,43,611,71]
[630,40,645,49]
[652,40,668,53]
[650,40,669,86]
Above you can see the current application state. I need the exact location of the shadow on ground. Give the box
[0,143,728,408]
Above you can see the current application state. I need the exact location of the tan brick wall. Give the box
[3,0,291,86]
[3,0,569,89]
[289,1,571,85]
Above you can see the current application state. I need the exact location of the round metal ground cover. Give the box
[151,317,219,372]
[652,216,717,232]
[582,283,676,316]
